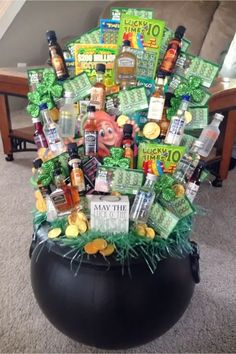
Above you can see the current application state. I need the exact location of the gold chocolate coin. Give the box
[48,228,62,239]
[77,220,87,234]
[92,238,108,251]
[76,212,88,222]
[185,111,192,124]
[172,184,185,197]
[117,115,129,127]
[68,211,78,225]
[100,244,115,257]
[143,122,160,140]
[65,225,79,238]
[145,227,155,239]
[135,224,146,237]
[84,242,98,255]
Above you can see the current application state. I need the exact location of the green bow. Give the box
[103,147,130,169]
[36,153,69,187]
[175,76,204,102]
[154,174,176,202]
[27,69,63,118]
[167,96,181,119]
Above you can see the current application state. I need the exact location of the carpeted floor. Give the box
[0,111,235,353]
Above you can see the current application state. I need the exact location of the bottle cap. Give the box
[32,118,41,124]
[33,158,43,169]
[39,103,48,111]
[146,173,158,181]
[96,63,106,73]
[175,26,186,39]
[123,39,131,47]
[54,167,62,176]
[214,113,224,121]
[123,124,133,136]
[181,95,190,102]
[46,30,57,41]
[87,105,96,112]
[67,143,78,157]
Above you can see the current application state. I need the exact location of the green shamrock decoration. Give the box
[103,147,130,169]
[27,69,64,118]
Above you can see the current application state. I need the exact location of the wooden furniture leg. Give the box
[0,94,13,161]
[219,109,236,180]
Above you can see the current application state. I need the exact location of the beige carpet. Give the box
[0,111,235,353]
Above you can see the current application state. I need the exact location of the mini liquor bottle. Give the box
[46,30,69,80]
[198,113,224,157]
[90,63,106,110]
[130,173,157,223]
[40,103,65,155]
[33,118,48,149]
[59,91,77,138]
[67,143,85,192]
[84,105,98,157]
[158,93,172,139]
[122,124,134,169]
[50,166,74,213]
[147,75,165,122]
[173,140,204,184]
[185,161,205,202]
[164,95,190,146]
[33,158,52,198]
[159,25,186,76]
[114,40,137,90]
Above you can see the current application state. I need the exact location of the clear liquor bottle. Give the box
[173,140,204,184]
[164,95,190,145]
[198,113,224,157]
[59,91,77,138]
[40,103,65,155]
[130,173,157,223]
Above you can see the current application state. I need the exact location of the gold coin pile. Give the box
[135,224,156,239]
[66,211,89,238]
[172,184,185,197]
[84,238,115,257]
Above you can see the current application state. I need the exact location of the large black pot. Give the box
[30,226,200,350]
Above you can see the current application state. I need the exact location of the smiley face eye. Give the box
[99,129,105,137]
[108,128,113,134]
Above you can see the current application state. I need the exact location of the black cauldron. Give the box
[30,225,200,349]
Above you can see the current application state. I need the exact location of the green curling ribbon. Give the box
[103,147,130,169]
[154,175,176,202]
[167,97,181,119]
[27,68,64,119]
[174,76,204,103]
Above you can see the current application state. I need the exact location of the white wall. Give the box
[0,0,112,109]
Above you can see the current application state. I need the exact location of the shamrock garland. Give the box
[103,147,130,169]
[27,69,64,118]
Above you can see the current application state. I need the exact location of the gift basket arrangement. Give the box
[28,6,222,348]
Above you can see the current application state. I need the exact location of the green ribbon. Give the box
[154,175,176,202]
[103,147,130,169]
[27,69,63,118]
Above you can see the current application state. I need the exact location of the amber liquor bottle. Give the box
[90,63,106,110]
[46,30,69,80]
[159,26,186,76]
[84,105,98,157]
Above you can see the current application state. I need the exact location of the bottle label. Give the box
[71,169,85,191]
[51,192,68,209]
[147,97,165,121]
[90,87,104,110]
[47,127,59,143]
[185,182,199,202]
[199,130,219,156]
[168,118,184,135]
[130,190,154,222]
[175,156,198,182]
[84,131,98,155]
[118,57,135,68]
[160,42,178,73]
[34,134,48,149]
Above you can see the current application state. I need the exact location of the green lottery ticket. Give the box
[66,27,101,57]
[119,87,148,115]
[186,106,209,130]
[136,76,155,97]
[105,92,121,117]
[130,48,159,79]
[181,134,197,152]
[111,168,144,195]
[160,27,191,59]
[159,196,195,219]
[100,19,119,44]
[111,7,153,21]
[148,203,179,239]
[167,74,212,107]
[63,72,92,101]
[175,52,220,88]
